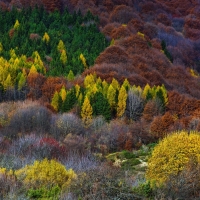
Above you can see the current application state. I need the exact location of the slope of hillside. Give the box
[0,1,200,199]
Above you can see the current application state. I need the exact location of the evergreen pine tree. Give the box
[61,88,76,112]
[92,91,111,121]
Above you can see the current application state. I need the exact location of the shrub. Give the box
[146,131,200,186]
[27,185,61,199]
[53,113,84,138]
[68,163,136,199]
[9,105,52,135]
[15,159,76,190]
[132,181,153,198]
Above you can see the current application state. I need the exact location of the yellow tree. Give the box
[57,40,65,52]
[146,131,200,187]
[28,65,38,77]
[33,51,46,74]
[81,96,93,127]
[42,32,50,44]
[59,86,67,102]
[122,78,130,90]
[102,80,109,97]
[117,86,128,117]
[111,78,120,90]
[67,70,74,81]
[107,84,116,109]
[161,84,168,105]
[4,74,13,90]
[142,83,151,99]
[80,53,88,69]
[84,74,95,88]
[51,91,60,111]
[60,50,67,65]
[75,84,80,98]
[18,73,26,90]
[14,20,20,30]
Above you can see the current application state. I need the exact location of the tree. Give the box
[61,88,76,112]
[81,96,93,127]
[126,89,144,121]
[14,20,20,30]
[3,74,13,90]
[146,131,200,187]
[107,84,116,110]
[57,40,65,52]
[91,91,111,121]
[117,86,128,117]
[67,70,74,81]
[142,83,151,100]
[18,73,26,90]
[122,78,130,91]
[60,50,67,65]
[42,32,50,44]
[111,78,120,90]
[51,91,62,111]
[80,53,88,69]
[59,86,67,102]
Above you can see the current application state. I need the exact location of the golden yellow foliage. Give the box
[14,20,20,30]
[81,96,93,127]
[137,32,145,38]
[117,86,128,117]
[42,32,50,43]
[15,158,76,189]
[59,86,67,102]
[146,131,200,186]
[57,40,65,51]
[80,53,88,69]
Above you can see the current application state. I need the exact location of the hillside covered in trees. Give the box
[0,0,200,199]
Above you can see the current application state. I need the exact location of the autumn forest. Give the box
[0,0,200,199]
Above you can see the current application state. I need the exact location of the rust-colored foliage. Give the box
[166,91,186,115]
[95,45,130,65]
[143,22,158,39]
[141,70,166,86]
[192,108,200,119]
[102,23,121,37]
[110,26,132,40]
[150,112,174,139]
[27,73,46,100]
[41,77,66,102]
[117,35,149,50]
[143,100,161,122]
[150,116,166,138]
[151,38,162,50]
[29,33,41,41]
[127,19,144,32]
[155,13,172,26]
[9,28,15,38]
[180,98,200,117]
[109,5,135,24]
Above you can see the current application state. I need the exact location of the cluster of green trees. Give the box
[51,73,168,122]
[0,6,108,78]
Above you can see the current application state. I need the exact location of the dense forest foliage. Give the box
[0,0,200,199]
[0,6,108,77]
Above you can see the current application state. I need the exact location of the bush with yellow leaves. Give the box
[146,131,200,186]
[15,158,76,190]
